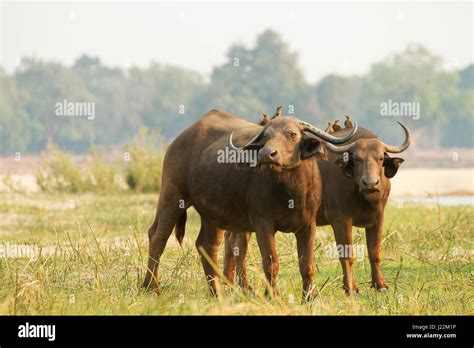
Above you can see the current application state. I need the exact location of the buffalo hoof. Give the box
[222,280,234,287]
[242,285,255,296]
[372,285,389,292]
[303,290,318,302]
[344,290,361,297]
[142,283,160,294]
[207,283,223,298]
[264,287,280,299]
[241,288,256,299]
[343,285,360,296]
[371,281,389,292]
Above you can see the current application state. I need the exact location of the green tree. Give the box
[459,64,474,91]
[314,74,362,124]
[1,34,472,153]
[15,58,94,152]
[0,69,31,154]
[202,30,311,122]
[440,64,474,147]
[359,44,458,147]
[127,63,204,139]
[72,55,129,147]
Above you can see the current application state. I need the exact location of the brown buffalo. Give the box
[224,122,411,294]
[142,109,357,299]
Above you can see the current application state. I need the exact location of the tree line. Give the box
[1,29,473,155]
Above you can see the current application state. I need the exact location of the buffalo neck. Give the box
[270,158,320,200]
[357,189,385,211]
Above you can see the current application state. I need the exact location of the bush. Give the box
[34,128,165,194]
[87,147,124,194]
[36,144,123,193]
[124,127,164,193]
[36,144,89,193]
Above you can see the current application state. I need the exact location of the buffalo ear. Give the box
[335,158,353,178]
[300,137,328,160]
[383,156,404,178]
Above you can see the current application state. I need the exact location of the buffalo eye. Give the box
[353,157,361,163]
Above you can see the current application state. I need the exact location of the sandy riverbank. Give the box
[1,168,473,197]
[390,168,474,197]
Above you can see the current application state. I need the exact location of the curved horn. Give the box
[228,128,265,151]
[300,121,358,144]
[382,122,411,153]
[324,141,356,154]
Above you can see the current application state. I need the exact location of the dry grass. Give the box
[0,192,472,315]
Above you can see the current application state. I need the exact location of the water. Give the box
[392,195,474,206]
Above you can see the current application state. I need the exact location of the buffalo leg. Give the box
[235,232,252,291]
[196,219,224,296]
[365,222,388,290]
[332,220,359,294]
[224,231,252,291]
[255,228,279,298]
[223,231,236,284]
[295,226,316,301]
[143,193,186,291]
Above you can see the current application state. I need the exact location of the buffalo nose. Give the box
[258,147,279,162]
[362,178,379,189]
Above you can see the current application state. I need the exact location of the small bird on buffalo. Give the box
[344,115,353,128]
[325,121,335,133]
[333,120,342,132]
[272,106,283,119]
[259,113,270,126]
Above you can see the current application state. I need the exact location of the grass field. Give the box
[0,192,472,315]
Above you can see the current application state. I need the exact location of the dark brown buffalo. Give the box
[224,122,411,294]
[142,109,356,299]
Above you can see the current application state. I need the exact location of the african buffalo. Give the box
[224,122,411,294]
[142,109,357,299]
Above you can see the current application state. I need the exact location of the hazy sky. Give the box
[1,1,472,82]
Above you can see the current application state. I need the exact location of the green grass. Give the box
[0,192,472,315]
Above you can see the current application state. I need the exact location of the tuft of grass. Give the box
[0,192,472,315]
[34,129,166,194]
[87,148,124,194]
[35,143,92,193]
[124,127,165,193]
[35,144,123,194]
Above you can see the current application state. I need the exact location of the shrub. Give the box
[34,128,165,194]
[87,147,124,194]
[36,144,91,193]
[36,144,123,193]
[124,127,164,193]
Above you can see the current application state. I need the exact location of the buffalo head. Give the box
[229,115,358,171]
[326,122,411,194]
